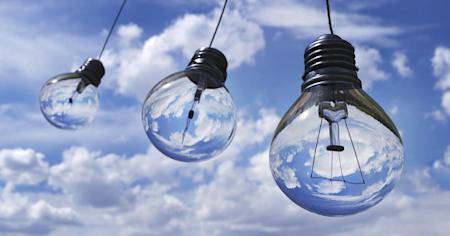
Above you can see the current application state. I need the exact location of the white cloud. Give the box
[392,52,413,78]
[444,147,450,166]
[48,147,137,208]
[355,46,389,89]
[28,200,79,225]
[429,47,450,120]
[0,108,280,235]
[433,145,450,171]
[389,105,399,116]
[0,148,48,186]
[0,186,79,235]
[346,0,394,11]
[331,192,450,236]
[0,0,399,101]
[425,109,447,123]
[105,7,265,99]
[239,0,400,45]
[442,91,450,115]
[432,46,450,91]
[117,23,143,46]
[0,108,449,236]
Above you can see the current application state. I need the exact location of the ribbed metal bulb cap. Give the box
[302,34,361,91]
[186,47,228,89]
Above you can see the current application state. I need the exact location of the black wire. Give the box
[98,0,128,60]
[209,0,228,47]
[326,0,334,35]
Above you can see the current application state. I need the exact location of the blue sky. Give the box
[1,0,450,235]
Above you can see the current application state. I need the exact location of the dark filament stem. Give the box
[65,80,88,121]
[181,87,204,144]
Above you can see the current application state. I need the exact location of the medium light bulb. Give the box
[269,35,404,216]
[142,48,237,162]
[40,59,105,130]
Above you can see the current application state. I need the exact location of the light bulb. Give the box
[142,47,237,162]
[40,59,105,130]
[269,35,404,216]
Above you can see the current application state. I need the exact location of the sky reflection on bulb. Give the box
[40,75,99,130]
[270,88,404,216]
[142,72,236,162]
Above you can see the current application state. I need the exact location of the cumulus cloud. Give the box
[0,148,48,186]
[48,147,137,208]
[441,91,450,115]
[117,23,143,46]
[104,7,265,99]
[425,109,447,123]
[433,145,450,171]
[0,186,79,235]
[0,108,449,236]
[0,108,280,235]
[330,192,450,236]
[392,52,413,78]
[238,0,400,45]
[355,46,389,89]
[431,47,450,120]
[432,47,450,91]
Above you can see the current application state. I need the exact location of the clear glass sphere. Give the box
[142,71,236,162]
[270,85,404,216]
[40,73,99,130]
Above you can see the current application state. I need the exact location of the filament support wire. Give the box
[310,118,366,185]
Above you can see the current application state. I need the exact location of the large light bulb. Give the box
[142,48,237,162]
[40,59,105,130]
[269,35,404,216]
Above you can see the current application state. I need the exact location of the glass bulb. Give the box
[269,85,404,216]
[142,71,236,162]
[40,73,99,130]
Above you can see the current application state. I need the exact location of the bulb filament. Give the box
[310,101,365,184]
[62,80,87,119]
[181,82,206,145]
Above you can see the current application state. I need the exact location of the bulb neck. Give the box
[186,47,228,89]
[302,34,362,92]
[76,58,105,88]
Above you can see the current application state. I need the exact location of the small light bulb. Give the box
[142,47,237,162]
[40,59,105,130]
[269,35,404,216]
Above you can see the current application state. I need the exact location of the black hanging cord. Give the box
[98,0,128,59]
[209,0,228,47]
[326,0,334,35]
